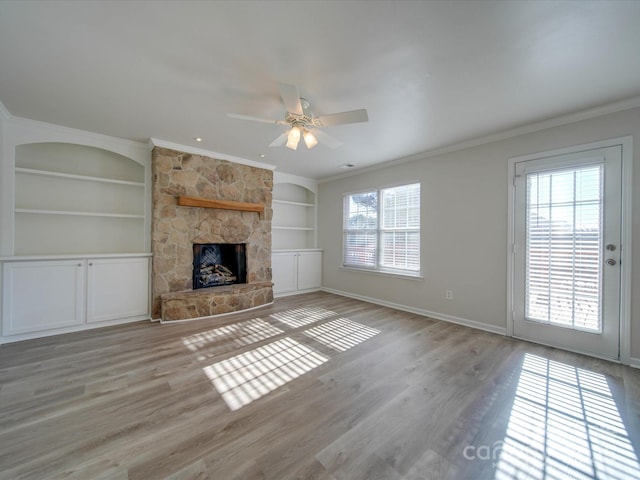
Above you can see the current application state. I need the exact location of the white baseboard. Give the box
[321,287,507,336]
[629,357,640,369]
[0,314,150,345]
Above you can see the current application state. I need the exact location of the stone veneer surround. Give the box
[151,147,273,321]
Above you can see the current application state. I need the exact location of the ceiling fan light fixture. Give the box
[303,129,318,149]
[228,84,368,151]
[286,125,301,150]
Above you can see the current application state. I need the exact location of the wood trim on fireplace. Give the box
[176,196,264,215]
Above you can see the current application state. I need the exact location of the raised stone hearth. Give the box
[151,146,273,321]
[160,281,273,321]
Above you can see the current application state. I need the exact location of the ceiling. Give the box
[1,1,640,180]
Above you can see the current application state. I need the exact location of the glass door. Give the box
[512,146,622,360]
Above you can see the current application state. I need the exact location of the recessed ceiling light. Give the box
[258,153,265,158]
[194,137,202,142]
[340,163,355,168]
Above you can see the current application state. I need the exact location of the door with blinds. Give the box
[512,146,622,360]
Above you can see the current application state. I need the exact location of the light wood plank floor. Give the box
[1,292,639,480]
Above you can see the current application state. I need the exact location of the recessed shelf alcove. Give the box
[14,142,147,255]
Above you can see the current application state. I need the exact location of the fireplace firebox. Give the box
[193,243,246,289]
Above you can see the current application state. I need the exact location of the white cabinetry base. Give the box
[272,249,322,297]
[1,254,151,344]
[87,257,150,323]
[2,260,85,335]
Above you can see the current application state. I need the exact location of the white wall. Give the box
[318,106,640,360]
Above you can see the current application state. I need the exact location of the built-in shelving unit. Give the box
[13,142,147,255]
[271,173,322,296]
[272,180,317,250]
[0,115,152,344]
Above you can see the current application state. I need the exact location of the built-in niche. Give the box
[14,142,147,255]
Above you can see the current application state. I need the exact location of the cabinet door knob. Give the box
[88,262,93,266]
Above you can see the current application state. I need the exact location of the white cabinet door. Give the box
[2,260,85,335]
[86,257,149,323]
[297,251,322,291]
[272,250,322,296]
[272,252,298,295]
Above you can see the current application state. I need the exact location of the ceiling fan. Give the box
[227,83,368,150]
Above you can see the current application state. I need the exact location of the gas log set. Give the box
[192,243,246,290]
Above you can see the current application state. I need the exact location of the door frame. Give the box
[507,136,633,364]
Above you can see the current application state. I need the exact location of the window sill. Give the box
[340,266,424,281]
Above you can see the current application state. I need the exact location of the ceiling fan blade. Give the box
[269,132,288,147]
[227,113,285,125]
[313,129,343,149]
[278,83,303,115]
[317,109,369,127]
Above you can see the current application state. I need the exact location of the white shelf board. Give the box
[272,199,315,207]
[15,167,145,187]
[272,226,314,231]
[15,209,145,219]
[0,253,152,261]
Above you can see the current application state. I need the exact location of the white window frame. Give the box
[342,183,421,277]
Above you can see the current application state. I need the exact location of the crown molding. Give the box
[149,138,277,171]
[319,95,640,183]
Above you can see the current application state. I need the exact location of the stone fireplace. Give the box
[151,146,273,321]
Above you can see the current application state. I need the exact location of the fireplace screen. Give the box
[193,243,246,289]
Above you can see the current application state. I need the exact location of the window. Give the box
[525,165,602,330]
[343,183,420,275]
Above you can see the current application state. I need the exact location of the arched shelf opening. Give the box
[272,181,317,250]
[13,142,148,255]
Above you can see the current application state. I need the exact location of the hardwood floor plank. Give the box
[400,448,460,480]
[49,457,129,480]
[287,458,337,480]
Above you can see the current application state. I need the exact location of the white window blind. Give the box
[343,183,420,274]
[344,191,377,268]
[381,184,420,271]
[525,165,602,331]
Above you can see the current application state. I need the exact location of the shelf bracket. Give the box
[176,196,264,216]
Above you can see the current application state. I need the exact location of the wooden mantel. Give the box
[177,196,264,215]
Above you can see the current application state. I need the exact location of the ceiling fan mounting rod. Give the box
[299,98,311,114]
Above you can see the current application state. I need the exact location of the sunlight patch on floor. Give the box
[181,318,284,352]
[494,353,640,480]
[303,318,381,352]
[203,337,329,411]
[270,306,336,328]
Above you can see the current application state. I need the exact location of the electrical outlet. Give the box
[445,290,453,300]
